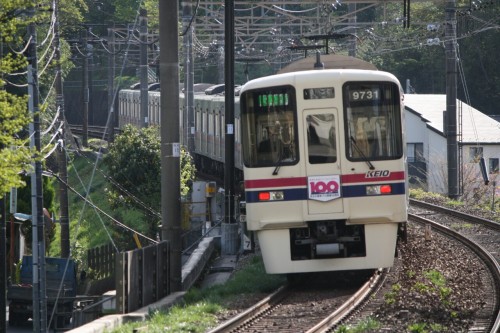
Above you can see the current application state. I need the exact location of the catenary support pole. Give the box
[445,0,459,199]
[159,0,182,292]
[82,27,89,147]
[183,0,195,151]
[0,196,6,332]
[54,0,70,258]
[140,8,149,128]
[28,16,48,332]
[222,0,238,255]
[107,27,115,143]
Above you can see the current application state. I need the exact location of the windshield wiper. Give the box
[350,136,375,170]
[272,150,283,175]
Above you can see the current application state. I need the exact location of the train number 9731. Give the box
[349,88,380,101]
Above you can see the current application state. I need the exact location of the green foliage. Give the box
[104,124,162,211]
[14,259,22,283]
[184,256,284,305]
[411,270,452,307]
[445,199,464,209]
[109,0,158,27]
[409,188,446,202]
[102,125,196,247]
[335,317,381,333]
[0,1,33,196]
[65,153,139,251]
[407,322,444,333]
[408,322,429,333]
[111,255,284,333]
[104,124,196,208]
[180,146,196,197]
[424,270,451,302]
[384,283,401,305]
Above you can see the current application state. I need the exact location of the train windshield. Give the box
[240,85,299,168]
[343,82,403,161]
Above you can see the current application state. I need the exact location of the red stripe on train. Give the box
[244,171,405,189]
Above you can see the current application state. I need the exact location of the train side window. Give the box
[307,114,337,164]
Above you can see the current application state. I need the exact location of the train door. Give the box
[303,109,344,214]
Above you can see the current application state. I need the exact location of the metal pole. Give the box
[54,0,70,258]
[159,0,182,292]
[107,27,115,142]
[0,196,6,333]
[0,30,5,333]
[492,181,496,211]
[140,8,149,128]
[82,27,89,147]
[348,3,357,57]
[445,0,459,199]
[28,17,48,332]
[224,0,235,224]
[183,0,195,151]
[222,0,238,255]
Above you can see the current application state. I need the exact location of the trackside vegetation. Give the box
[109,255,285,333]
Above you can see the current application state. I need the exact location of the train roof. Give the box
[241,68,399,92]
[277,54,378,73]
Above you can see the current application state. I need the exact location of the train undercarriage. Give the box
[290,220,366,260]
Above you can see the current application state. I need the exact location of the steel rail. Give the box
[306,269,386,333]
[409,212,500,333]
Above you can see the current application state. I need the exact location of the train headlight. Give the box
[366,184,392,195]
[258,191,284,201]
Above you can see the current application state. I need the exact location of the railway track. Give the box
[409,199,500,333]
[69,124,120,140]
[208,269,387,333]
[210,200,500,333]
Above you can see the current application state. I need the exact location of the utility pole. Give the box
[28,15,48,332]
[54,0,70,258]
[222,0,238,255]
[107,27,115,142]
[183,0,195,151]
[139,8,149,128]
[445,0,459,199]
[159,0,182,292]
[82,27,89,147]
[348,3,357,57]
[0,195,6,333]
[0,31,6,333]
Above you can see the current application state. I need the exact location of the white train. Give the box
[118,68,408,275]
[239,69,407,274]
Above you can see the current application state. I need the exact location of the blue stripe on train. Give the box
[244,182,406,203]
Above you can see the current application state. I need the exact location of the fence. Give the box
[115,241,170,313]
[86,243,116,295]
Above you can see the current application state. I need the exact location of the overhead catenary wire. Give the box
[48,168,158,244]
[78,153,162,219]
[456,44,479,145]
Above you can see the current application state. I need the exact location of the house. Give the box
[404,94,500,195]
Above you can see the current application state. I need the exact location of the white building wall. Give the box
[405,112,428,145]
[462,144,500,195]
[427,130,447,193]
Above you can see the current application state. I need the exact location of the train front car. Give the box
[240,69,407,274]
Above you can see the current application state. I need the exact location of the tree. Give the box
[0,0,35,197]
[103,125,196,245]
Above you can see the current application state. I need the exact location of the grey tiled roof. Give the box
[404,94,500,144]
